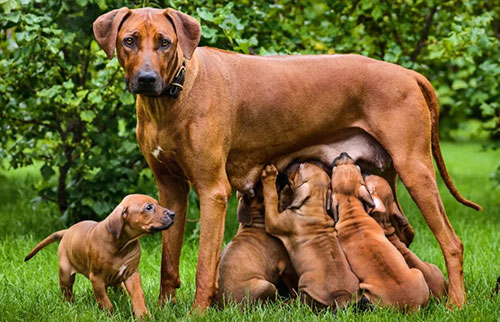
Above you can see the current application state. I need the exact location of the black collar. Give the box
[164,60,186,98]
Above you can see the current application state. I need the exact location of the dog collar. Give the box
[164,60,186,99]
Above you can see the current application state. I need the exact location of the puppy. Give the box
[261,162,360,310]
[330,153,429,311]
[215,185,298,306]
[365,174,448,298]
[25,194,175,318]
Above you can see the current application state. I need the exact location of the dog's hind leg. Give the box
[58,259,75,303]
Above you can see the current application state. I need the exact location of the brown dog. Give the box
[261,162,359,310]
[25,194,175,318]
[365,174,448,298]
[93,7,480,310]
[215,186,298,306]
[331,153,429,311]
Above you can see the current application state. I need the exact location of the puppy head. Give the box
[105,194,175,239]
[237,185,264,225]
[330,153,374,218]
[284,162,331,219]
[364,175,414,245]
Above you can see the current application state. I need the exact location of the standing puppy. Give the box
[364,174,448,298]
[25,194,175,318]
[215,185,298,306]
[330,153,429,311]
[261,162,360,310]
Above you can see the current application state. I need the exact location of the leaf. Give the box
[40,164,55,181]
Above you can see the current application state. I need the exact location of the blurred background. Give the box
[0,0,498,231]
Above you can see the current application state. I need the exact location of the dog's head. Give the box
[283,162,331,218]
[105,194,175,239]
[236,185,265,226]
[330,153,374,219]
[364,174,414,246]
[93,7,201,96]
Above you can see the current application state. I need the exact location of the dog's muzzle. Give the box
[129,70,164,96]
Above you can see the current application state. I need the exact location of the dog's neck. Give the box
[136,51,201,123]
[336,194,368,221]
[96,221,142,256]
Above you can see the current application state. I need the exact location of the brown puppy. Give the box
[364,174,448,298]
[92,7,480,310]
[261,162,359,310]
[331,153,429,311]
[215,185,298,306]
[25,194,175,318]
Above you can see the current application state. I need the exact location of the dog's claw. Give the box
[261,164,278,181]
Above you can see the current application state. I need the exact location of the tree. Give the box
[1,0,498,223]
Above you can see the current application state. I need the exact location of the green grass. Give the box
[0,142,499,321]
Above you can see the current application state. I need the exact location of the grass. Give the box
[0,142,499,321]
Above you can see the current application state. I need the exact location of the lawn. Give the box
[0,142,499,321]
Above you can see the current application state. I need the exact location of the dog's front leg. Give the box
[261,164,295,235]
[124,271,150,319]
[192,178,232,312]
[155,173,190,306]
[90,274,113,312]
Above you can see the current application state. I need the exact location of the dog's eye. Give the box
[145,204,153,211]
[160,38,171,49]
[124,37,134,47]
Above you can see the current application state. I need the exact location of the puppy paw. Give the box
[261,164,278,182]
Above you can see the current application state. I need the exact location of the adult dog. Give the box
[93,7,481,311]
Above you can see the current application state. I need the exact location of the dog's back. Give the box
[331,154,428,311]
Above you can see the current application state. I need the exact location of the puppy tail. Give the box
[415,73,482,211]
[24,229,67,262]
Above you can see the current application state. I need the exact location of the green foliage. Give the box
[0,0,499,223]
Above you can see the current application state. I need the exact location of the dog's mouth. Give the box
[148,218,174,233]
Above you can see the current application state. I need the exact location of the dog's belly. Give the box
[226,128,391,194]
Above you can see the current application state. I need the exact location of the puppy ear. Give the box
[358,185,375,209]
[165,9,201,60]
[390,201,415,246]
[289,182,311,209]
[236,193,252,225]
[330,192,339,223]
[106,205,128,238]
[93,7,130,59]
[369,194,386,214]
[278,184,293,212]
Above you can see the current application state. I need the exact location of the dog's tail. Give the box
[415,73,482,211]
[24,230,67,262]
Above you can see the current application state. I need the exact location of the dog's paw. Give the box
[261,164,279,182]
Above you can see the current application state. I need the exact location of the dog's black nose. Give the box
[167,210,175,219]
[137,71,157,87]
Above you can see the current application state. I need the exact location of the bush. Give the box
[0,0,498,223]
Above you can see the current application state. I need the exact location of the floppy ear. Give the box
[236,193,252,225]
[389,201,415,246]
[358,185,375,209]
[93,7,130,59]
[369,194,386,214]
[330,193,339,223]
[289,182,311,209]
[278,184,293,212]
[105,205,128,238]
[165,9,201,60]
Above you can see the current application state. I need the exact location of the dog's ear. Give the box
[289,182,311,209]
[278,184,293,212]
[106,205,128,238]
[358,184,375,209]
[389,201,414,246]
[330,193,339,222]
[165,9,201,60]
[93,7,131,59]
[369,193,386,214]
[236,192,252,225]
